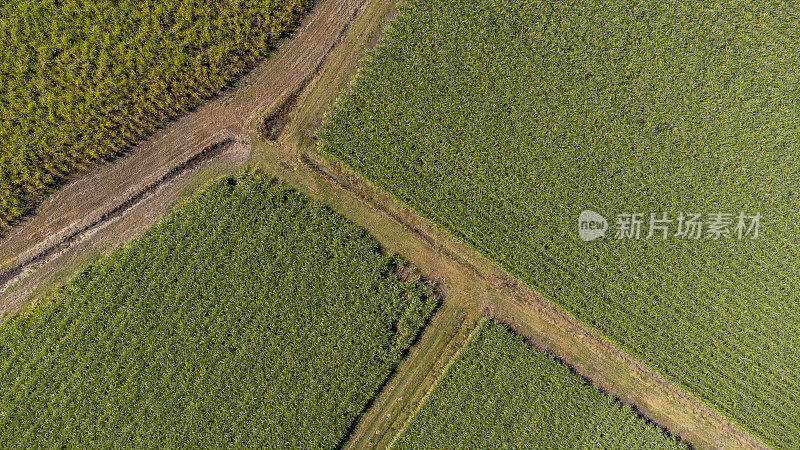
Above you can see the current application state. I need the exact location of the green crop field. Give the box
[320,0,800,446]
[0,0,307,231]
[393,319,686,449]
[0,173,436,447]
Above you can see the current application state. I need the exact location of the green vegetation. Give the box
[0,173,436,447]
[393,319,686,449]
[320,0,800,446]
[0,0,307,231]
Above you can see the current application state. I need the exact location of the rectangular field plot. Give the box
[0,173,436,447]
[319,0,800,446]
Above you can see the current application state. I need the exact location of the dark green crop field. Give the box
[393,319,686,449]
[0,173,436,447]
[320,0,800,446]
[0,0,306,230]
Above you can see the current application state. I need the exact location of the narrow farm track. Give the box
[0,0,765,449]
[0,0,366,310]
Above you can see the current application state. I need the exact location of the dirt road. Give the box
[0,0,365,310]
[0,0,766,448]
